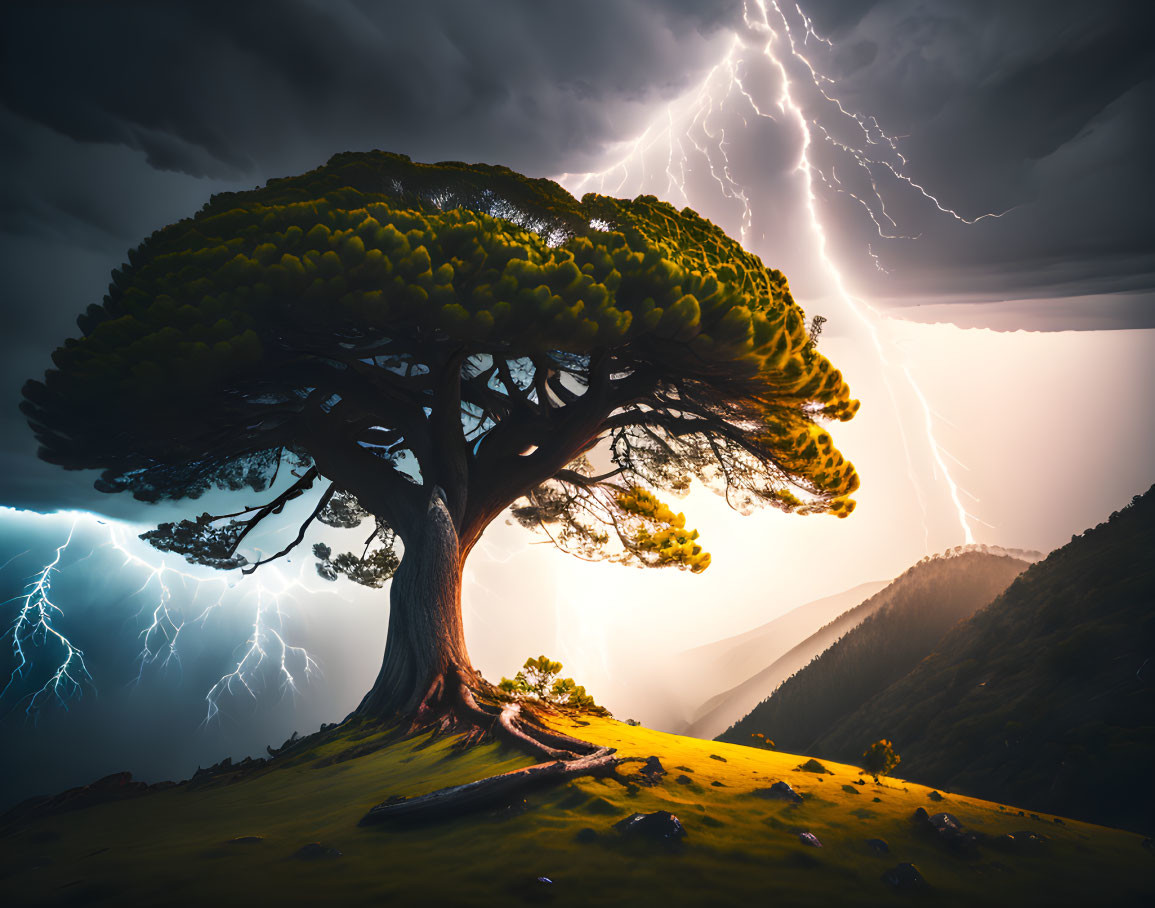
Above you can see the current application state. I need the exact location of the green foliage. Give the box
[861,739,900,777]
[313,537,399,588]
[498,655,602,712]
[23,150,858,521]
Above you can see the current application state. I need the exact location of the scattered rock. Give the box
[992,831,1048,854]
[842,785,860,795]
[928,790,944,801]
[674,766,694,773]
[798,831,823,847]
[637,756,666,786]
[1141,838,1154,853]
[0,771,157,828]
[1053,817,1065,825]
[614,811,686,842]
[796,759,832,774]
[854,779,867,786]
[872,797,882,803]
[911,809,981,856]
[266,731,300,757]
[508,875,557,902]
[711,781,725,787]
[1030,813,1041,821]
[228,835,264,845]
[866,838,889,855]
[676,775,693,786]
[292,842,342,860]
[709,754,727,762]
[752,782,803,803]
[574,828,598,844]
[882,863,928,890]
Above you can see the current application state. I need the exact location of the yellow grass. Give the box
[1,715,1150,906]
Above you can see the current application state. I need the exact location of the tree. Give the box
[22,150,859,760]
[498,655,602,712]
[862,739,901,778]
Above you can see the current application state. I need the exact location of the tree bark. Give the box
[355,487,477,718]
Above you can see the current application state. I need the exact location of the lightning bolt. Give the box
[1,519,94,717]
[558,0,998,544]
[0,509,323,722]
[201,575,320,725]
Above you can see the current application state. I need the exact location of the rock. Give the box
[1053,817,1065,825]
[910,810,981,856]
[928,790,944,801]
[872,797,882,802]
[228,835,263,845]
[574,828,598,844]
[796,759,832,774]
[709,754,727,762]
[508,875,557,902]
[0,771,153,827]
[637,756,666,786]
[267,731,300,757]
[882,863,928,890]
[866,838,889,855]
[752,781,803,803]
[842,784,860,795]
[798,831,823,847]
[292,842,342,860]
[992,831,1048,854]
[854,779,867,785]
[614,811,686,842]
[711,781,725,787]
[674,766,694,773]
[675,775,693,785]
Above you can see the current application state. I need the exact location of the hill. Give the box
[679,580,889,695]
[719,551,1030,752]
[1,715,1151,906]
[684,583,897,739]
[637,580,887,732]
[813,486,1155,833]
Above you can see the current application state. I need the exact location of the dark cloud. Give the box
[0,0,1151,518]
[0,0,740,180]
[800,0,1155,302]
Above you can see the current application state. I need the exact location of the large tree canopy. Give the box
[23,150,859,588]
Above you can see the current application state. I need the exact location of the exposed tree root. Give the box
[359,664,622,825]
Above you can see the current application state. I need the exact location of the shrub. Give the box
[861,739,901,777]
[499,655,604,713]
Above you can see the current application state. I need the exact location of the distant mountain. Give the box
[677,580,887,697]
[684,583,894,739]
[812,485,1155,833]
[719,550,1031,752]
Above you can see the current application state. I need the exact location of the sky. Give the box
[0,1,1152,805]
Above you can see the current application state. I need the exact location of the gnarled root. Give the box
[360,665,619,825]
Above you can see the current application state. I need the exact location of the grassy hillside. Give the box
[1,715,1151,907]
[813,486,1155,833]
[719,551,1029,753]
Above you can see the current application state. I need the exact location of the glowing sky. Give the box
[0,0,1151,801]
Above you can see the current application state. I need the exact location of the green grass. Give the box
[2,716,1151,906]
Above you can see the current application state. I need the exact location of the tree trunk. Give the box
[355,488,477,719]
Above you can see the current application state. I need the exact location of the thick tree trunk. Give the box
[347,489,622,825]
[355,488,477,719]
